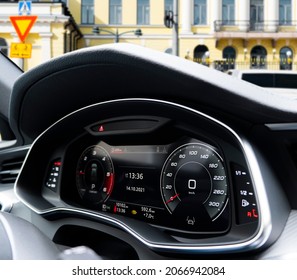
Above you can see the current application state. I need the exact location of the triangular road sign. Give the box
[10,16,37,42]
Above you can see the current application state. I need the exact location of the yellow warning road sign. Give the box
[10,16,37,42]
[10,43,32,59]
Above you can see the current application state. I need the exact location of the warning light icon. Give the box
[99,125,104,132]
[247,209,258,218]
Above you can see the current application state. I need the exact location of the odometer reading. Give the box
[161,143,228,230]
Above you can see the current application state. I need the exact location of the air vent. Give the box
[0,158,24,184]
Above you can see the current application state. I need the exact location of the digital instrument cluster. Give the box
[74,139,230,234]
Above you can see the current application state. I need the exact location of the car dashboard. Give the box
[1,44,297,259]
[14,98,280,258]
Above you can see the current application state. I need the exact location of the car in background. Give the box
[227,69,297,99]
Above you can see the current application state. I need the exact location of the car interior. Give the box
[0,43,297,260]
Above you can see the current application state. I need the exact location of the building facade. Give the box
[76,0,297,71]
[1,0,297,71]
[0,1,81,70]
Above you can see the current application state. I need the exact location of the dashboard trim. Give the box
[266,123,297,131]
[14,98,272,253]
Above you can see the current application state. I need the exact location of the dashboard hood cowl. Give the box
[9,43,297,144]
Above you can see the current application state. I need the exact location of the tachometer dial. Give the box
[161,143,228,222]
[76,146,114,204]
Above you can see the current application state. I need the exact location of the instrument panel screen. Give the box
[72,139,230,234]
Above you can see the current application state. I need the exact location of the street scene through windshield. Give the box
[0,0,296,73]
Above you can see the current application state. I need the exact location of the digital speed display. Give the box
[75,140,230,234]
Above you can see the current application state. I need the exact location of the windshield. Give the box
[0,1,295,72]
[1,1,297,139]
[242,73,297,88]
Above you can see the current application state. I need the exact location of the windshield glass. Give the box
[242,73,297,88]
[0,1,295,72]
[1,1,297,141]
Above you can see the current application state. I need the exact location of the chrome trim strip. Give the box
[0,144,30,155]
[14,98,272,253]
[266,123,297,131]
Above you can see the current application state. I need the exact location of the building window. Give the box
[250,0,264,31]
[222,46,236,70]
[110,0,122,25]
[81,0,94,25]
[280,47,293,70]
[222,0,234,25]
[279,0,292,25]
[250,45,267,69]
[194,45,209,66]
[0,38,8,57]
[194,0,207,25]
[165,0,173,11]
[137,0,150,25]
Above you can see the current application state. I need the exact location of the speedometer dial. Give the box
[160,143,228,223]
